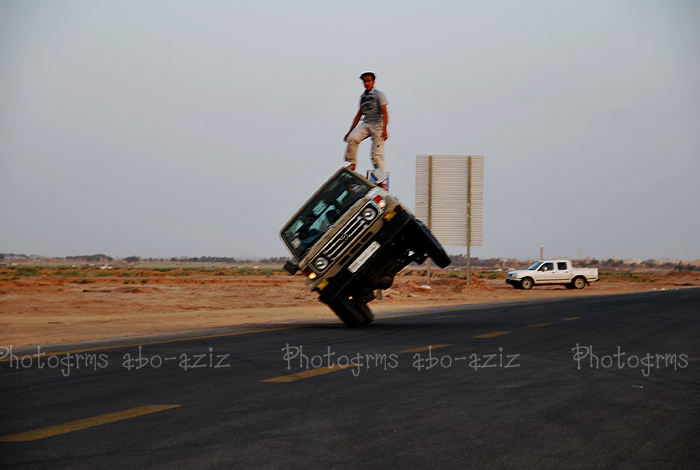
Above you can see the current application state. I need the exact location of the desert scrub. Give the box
[61,269,86,278]
[233,267,280,276]
[599,272,659,283]
[63,270,98,279]
[1,270,19,280]
[17,266,40,277]
[1,267,18,280]
[479,271,507,279]
[170,269,193,276]
[433,270,504,280]
[436,271,467,280]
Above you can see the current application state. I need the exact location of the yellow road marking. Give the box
[262,345,452,383]
[261,315,579,383]
[472,331,512,339]
[398,344,453,353]
[261,364,357,382]
[0,404,181,442]
[563,317,581,321]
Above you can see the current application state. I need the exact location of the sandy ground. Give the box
[1,270,699,347]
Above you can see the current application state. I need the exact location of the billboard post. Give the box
[416,155,484,285]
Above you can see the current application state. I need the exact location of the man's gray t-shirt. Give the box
[359,88,388,124]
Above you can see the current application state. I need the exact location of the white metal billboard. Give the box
[415,155,484,247]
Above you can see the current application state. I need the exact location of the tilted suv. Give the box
[280,167,451,327]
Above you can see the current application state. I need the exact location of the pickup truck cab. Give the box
[506,259,598,290]
[280,167,451,327]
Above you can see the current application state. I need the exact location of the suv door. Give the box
[536,262,556,284]
[553,261,571,282]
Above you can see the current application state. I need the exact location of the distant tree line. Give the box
[447,256,700,272]
[578,258,700,272]
[120,256,292,264]
[0,253,29,260]
[168,256,237,263]
[161,256,291,264]
[66,254,113,262]
[3,252,697,271]
[259,257,292,264]
[448,255,513,268]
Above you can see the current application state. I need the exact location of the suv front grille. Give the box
[320,204,375,262]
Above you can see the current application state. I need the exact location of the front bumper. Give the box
[317,208,415,305]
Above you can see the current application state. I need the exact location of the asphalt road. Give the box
[2,289,699,469]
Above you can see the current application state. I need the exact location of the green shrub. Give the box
[17,266,40,277]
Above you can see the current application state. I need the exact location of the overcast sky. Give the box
[1,0,698,261]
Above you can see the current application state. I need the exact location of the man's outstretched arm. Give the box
[344,109,363,141]
[380,104,389,141]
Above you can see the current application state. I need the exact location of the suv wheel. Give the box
[328,294,374,327]
[412,219,451,268]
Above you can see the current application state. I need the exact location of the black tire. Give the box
[355,301,375,324]
[412,219,451,268]
[327,294,374,327]
[573,277,587,289]
[521,277,534,290]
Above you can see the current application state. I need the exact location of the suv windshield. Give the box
[281,169,371,260]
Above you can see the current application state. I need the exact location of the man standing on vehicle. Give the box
[343,71,389,182]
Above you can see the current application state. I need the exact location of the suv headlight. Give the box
[361,206,378,221]
[313,256,329,272]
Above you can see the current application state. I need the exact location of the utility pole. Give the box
[426,155,433,287]
[466,156,472,285]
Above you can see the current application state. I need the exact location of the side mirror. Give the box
[283,260,299,275]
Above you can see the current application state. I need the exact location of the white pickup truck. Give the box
[505,259,599,290]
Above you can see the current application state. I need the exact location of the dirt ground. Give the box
[1,270,699,347]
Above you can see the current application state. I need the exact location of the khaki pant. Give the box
[344,122,386,172]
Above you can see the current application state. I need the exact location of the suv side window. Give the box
[540,262,554,271]
[557,262,568,270]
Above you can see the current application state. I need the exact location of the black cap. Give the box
[359,71,375,80]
